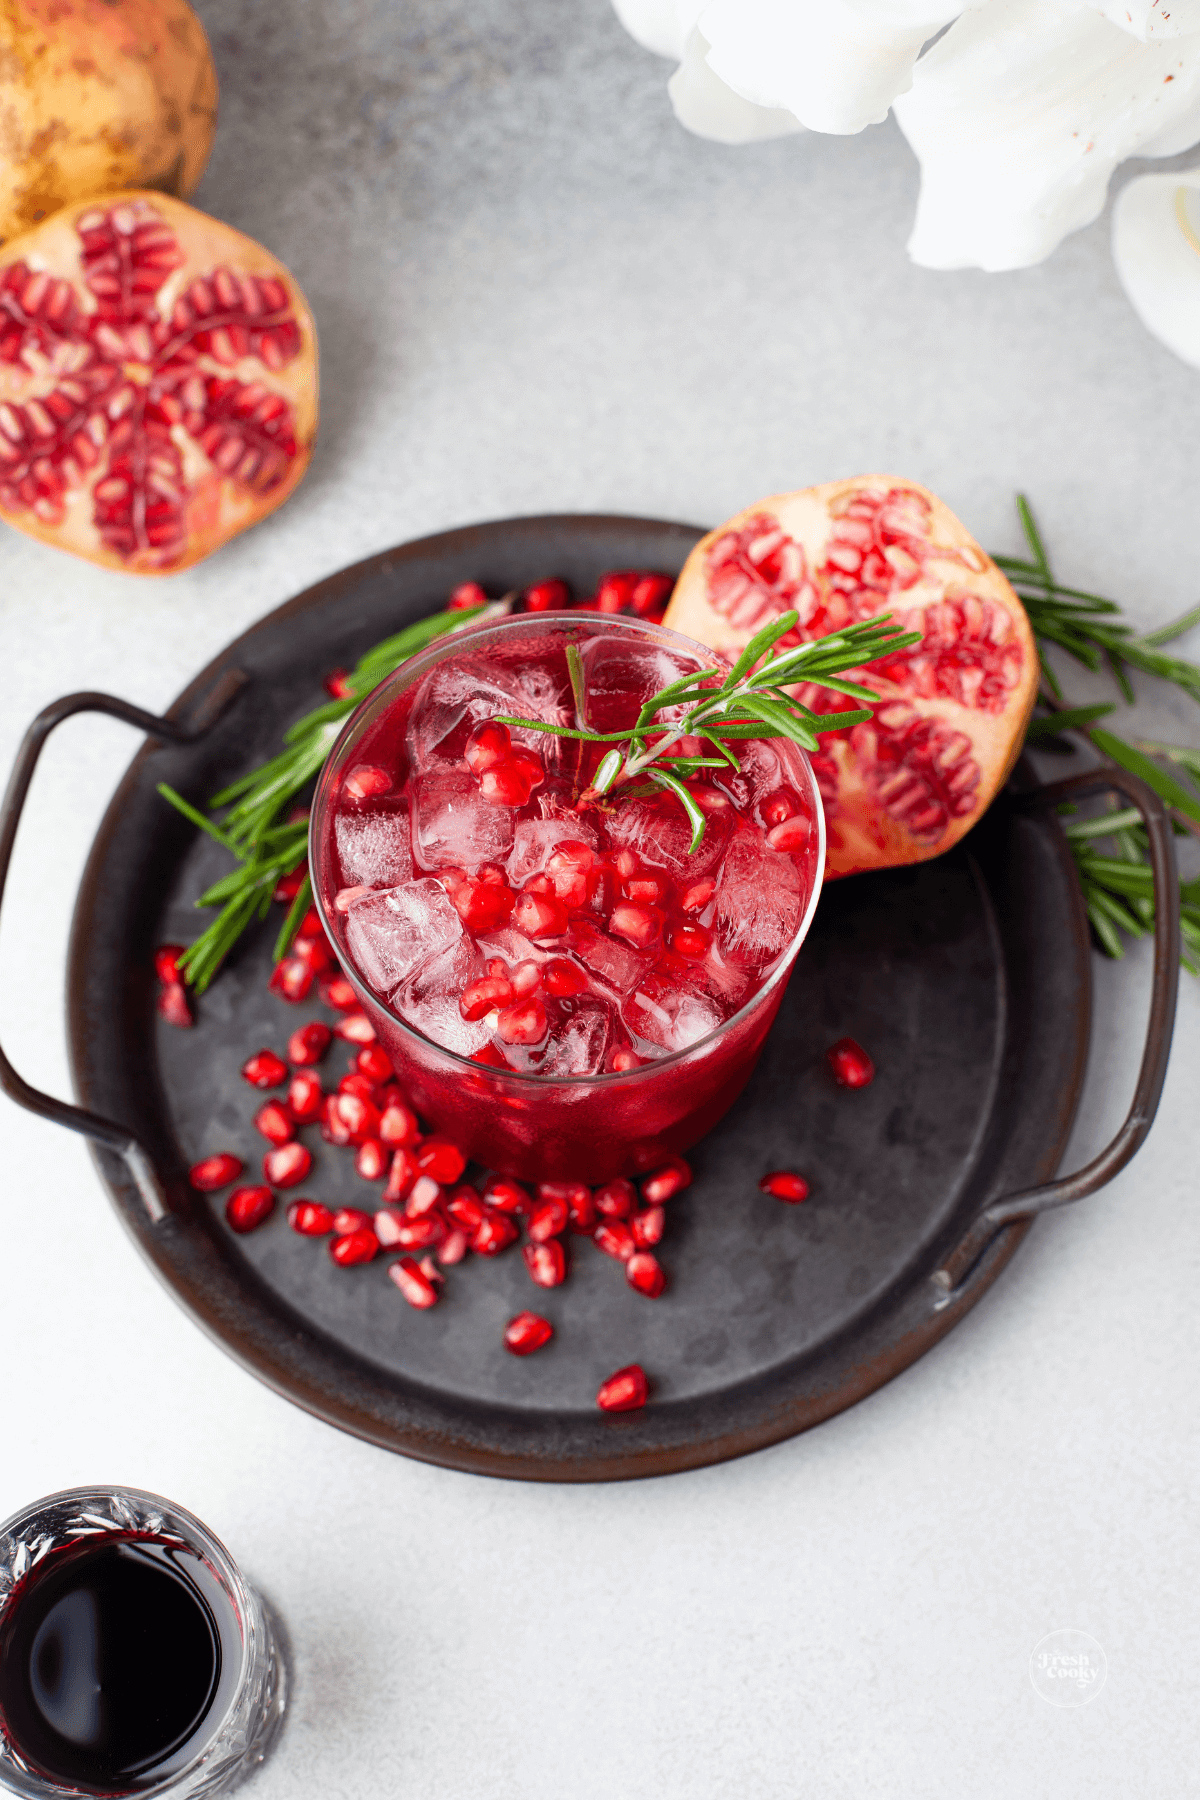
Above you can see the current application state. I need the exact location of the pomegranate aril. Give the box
[385,1146,421,1202]
[253,1100,294,1146]
[596,1363,649,1412]
[527,1197,568,1242]
[330,1227,379,1267]
[154,944,185,983]
[641,1156,692,1205]
[471,1207,519,1256]
[510,960,542,998]
[459,973,514,1020]
[287,1199,333,1236]
[522,578,570,612]
[512,891,568,940]
[338,1071,377,1103]
[670,924,710,959]
[523,1240,567,1288]
[268,956,313,1003]
[328,1209,371,1236]
[534,1179,593,1233]
[333,1092,380,1145]
[343,764,391,801]
[760,1170,809,1203]
[273,865,306,904]
[497,995,548,1045]
[464,719,512,774]
[379,1099,420,1146]
[356,1043,394,1083]
[594,1219,636,1261]
[392,1212,446,1250]
[334,1010,376,1045]
[263,1143,312,1188]
[448,580,488,611]
[241,1049,288,1089]
[438,1228,470,1265]
[320,1094,353,1147]
[287,1020,332,1066]
[766,816,810,853]
[188,1153,243,1192]
[624,872,670,905]
[388,1254,439,1307]
[609,901,663,950]
[478,761,536,807]
[287,1071,324,1122]
[373,1206,407,1248]
[470,1043,510,1072]
[630,572,673,615]
[761,787,801,827]
[542,957,588,998]
[484,1176,532,1215]
[446,1187,484,1233]
[157,982,193,1027]
[504,1311,553,1355]
[416,1139,466,1185]
[319,974,358,1011]
[295,905,326,940]
[593,1178,637,1221]
[678,877,716,914]
[828,1037,875,1088]
[405,1174,443,1216]
[355,1138,389,1181]
[324,667,353,698]
[626,1251,667,1298]
[631,1205,665,1248]
[225,1186,274,1233]
[451,880,516,933]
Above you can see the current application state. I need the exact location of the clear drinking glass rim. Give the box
[310,610,827,1087]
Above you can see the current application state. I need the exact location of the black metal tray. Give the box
[0,516,1180,1482]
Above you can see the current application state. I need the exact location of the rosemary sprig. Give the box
[498,611,920,853]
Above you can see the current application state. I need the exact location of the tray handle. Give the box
[933,764,1180,1298]
[0,678,246,1223]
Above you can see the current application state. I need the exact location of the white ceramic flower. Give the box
[614,0,1200,272]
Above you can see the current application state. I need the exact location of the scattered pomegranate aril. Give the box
[631,1206,665,1248]
[497,995,549,1045]
[253,1100,294,1146]
[241,1049,288,1089]
[319,1094,353,1147]
[388,1256,439,1308]
[355,1043,393,1084]
[287,1020,332,1066]
[484,1176,532,1215]
[596,1364,649,1412]
[392,1212,446,1251]
[262,1142,312,1188]
[290,933,332,975]
[522,578,570,612]
[459,973,514,1020]
[157,982,193,1028]
[273,865,307,904]
[225,1186,274,1234]
[334,1011,376,1045]
[333,1092,379,1145]
[287,1200,333,1236]
[827,1038,875,1089]
[527,1197,568,1242]
[593,1178,637,1221]
[337,1071,377,1104]
[448,580,488,611]
[416,1139,466,1185]
[626,1252,667,1298]
[512,891,568,940]
[504,1311,553,1355]
[268,956,313,1003]
[319,974,359,1011]
[594,1220,636,1262]
[438,1228,470,1265]
[373,1207,406,1248]
[405,1174,443,1217]
[630,573,674,615]
[323,668,354,699]
[385,1147,421,1202]
[343,765,391,802]
[379,1099,420,1146]
[523,1240,567,1288]
[446,1187,484,1233]
[464,719,513,775]
[355,1138,389,1182]
[287,1071,324,1123]
[188,1153,243,1192]
[418,1254,445,1289]
[471,1208,519,1257]
[759,1170,810,1203]
[640,1156,692,1205]
[329,1227,379,1267]
[154,945,185,983]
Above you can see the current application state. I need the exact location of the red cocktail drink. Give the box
[311,614,824,1182]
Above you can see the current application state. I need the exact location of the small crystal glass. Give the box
[0,1488,286,1799]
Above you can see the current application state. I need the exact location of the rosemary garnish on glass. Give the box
[496,612,920,853]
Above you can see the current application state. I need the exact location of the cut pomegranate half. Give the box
[663,477,1038,878]
[0,191,318,573]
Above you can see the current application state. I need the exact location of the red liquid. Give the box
[313,617,822,1181]
[0,1535,239,1793]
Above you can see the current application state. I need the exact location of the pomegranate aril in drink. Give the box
[631,1205,665,1248]
[512,891,568,940]
[288,1020,331,1065]
[329,1227,379,1266]
[226,1186,274,1233]
[596,1363,649,1412]
[641,1156,692,1205]
[766,816,810,853]
[760,1170,809,1202]
[542,957,589,997]
[157,982,193,1027]
[389,1255,440,1308]
[523,1240,567,1287]
[287,1200,333,1235]
[343,764,391,801]
[626,1251,667,1297]
[253,1100,294,1145]
[594,1219,636,1262]
[497,994,548,1045]
[594,1178,636,1220]
[504,1311,553,1355]
[241,1049,287,1089]
[188,1153,242,1192]
[460,972,514,1019]
[609,901,663,951]
[827,1037,875,1088]
[464,719,512,774]
[262,1143,312,1188]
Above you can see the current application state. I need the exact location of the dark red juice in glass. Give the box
[312,614,824,1182]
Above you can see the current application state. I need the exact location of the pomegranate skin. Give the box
[663,476,1038,879]
[0,191,318,573]
[0,0,217,248]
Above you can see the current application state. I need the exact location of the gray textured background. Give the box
[2,4,1198,1795]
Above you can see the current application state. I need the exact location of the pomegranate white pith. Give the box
[0,191,318,572]
[663,477,1038,879]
